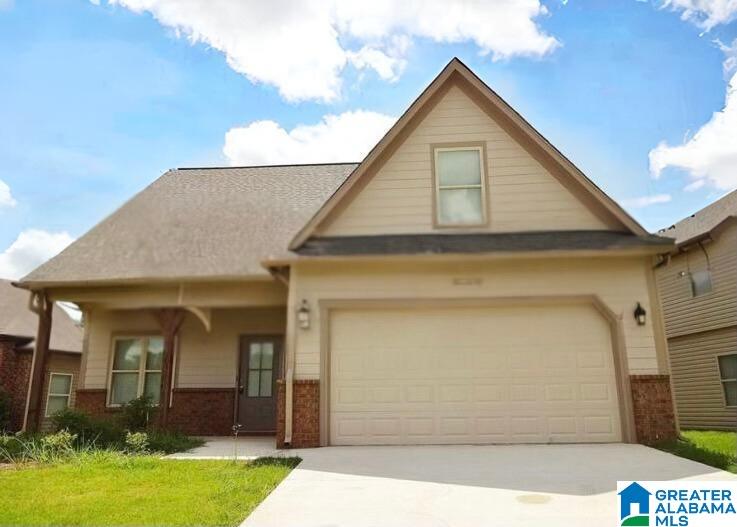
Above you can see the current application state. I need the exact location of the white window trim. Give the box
[716,352,737,408]
[45,372,73,417]
[433,145,488,228]
[107,335,163,408]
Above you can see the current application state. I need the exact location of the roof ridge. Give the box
[177,162,360,171]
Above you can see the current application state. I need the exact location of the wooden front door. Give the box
[237,336,282,432]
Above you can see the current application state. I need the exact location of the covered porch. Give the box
[22,280,289,437]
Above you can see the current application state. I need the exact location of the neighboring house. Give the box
[655,190,736,431]
[17,59,677,446]
[0,279,82,431]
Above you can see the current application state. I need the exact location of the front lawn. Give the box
[656,430,736,474]
[0,453,299,526]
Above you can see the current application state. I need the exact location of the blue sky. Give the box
[1,0,736,278]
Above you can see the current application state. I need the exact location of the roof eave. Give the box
[263,244,668,270]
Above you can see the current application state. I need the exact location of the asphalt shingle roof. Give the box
[21,164,358,285]
[0,279,82,352]
[658,189,737,245]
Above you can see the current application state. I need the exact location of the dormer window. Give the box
[433,144,487,227]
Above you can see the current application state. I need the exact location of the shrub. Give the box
[51,409,124,447]
[0,389,11,432]
[125,431,149,454]
[40,430,77,455]
[147,430,204,454]
[0,433,23,461]
[120,395,156,431]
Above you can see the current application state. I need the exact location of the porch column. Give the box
[25,291,53,432]
[155,308,185,429]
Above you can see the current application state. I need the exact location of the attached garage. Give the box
[328,302,623,445]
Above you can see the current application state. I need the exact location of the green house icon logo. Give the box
[619,482,651,526]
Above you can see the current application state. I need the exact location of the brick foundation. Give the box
[75,389,109,416]
[276,379,320,448]
[168,388,235,436]
[76,387,235,435]
[630,374,678,445]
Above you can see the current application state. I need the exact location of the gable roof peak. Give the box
[289,59,647,249]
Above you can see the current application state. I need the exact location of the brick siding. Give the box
[0,341,32,431]
[630,374,678,445]
[76,387,235,436]
[168,388,235,436]
[276,379,320,448]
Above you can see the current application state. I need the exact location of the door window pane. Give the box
[247,370,260,397]
[437,150,481,186]
[46,396,69,416]
[110,372,139,405]
[260,370,273,397]
[261,343,274,369]
[438,188,483,225]
[146,337,164,370]
[113,339,142,370]
[144,372,162,404]
[49,374,71,395]
[249,343,261,369]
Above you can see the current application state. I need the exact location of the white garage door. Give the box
[329,304,622,445]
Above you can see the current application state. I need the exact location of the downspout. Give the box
[284,267,297,446]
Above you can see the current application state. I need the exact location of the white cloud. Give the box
[223,110,396,165]
[717,38,737,74]
[0,179,16,208]
[100,0,559,102]
[661,0,737,31]
[0,229,74,280]
[684,179,706,191]
[0,0,14,12]
[649,71,737,191]
[622,194,673,208]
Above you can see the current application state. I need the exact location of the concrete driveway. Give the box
[242,444,736,527]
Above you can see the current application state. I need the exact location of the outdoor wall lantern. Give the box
[634,302,647,326]
[297,299,311,330]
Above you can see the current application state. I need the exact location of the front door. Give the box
[237,336,282,432]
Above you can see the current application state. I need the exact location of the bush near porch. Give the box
[656,430,737,474]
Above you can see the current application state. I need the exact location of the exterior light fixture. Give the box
[634,302,647,326]
[297,299,311,329]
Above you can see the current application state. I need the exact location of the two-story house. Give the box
[656,190,736,430]
[15,59,677,446]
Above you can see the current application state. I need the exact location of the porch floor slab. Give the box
[165,436,282,460]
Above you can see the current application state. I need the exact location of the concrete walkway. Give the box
[241,443,736,527]
[166,436,283,460]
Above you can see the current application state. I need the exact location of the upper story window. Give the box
[433,145,487,227]
[690,270,713,297]
[108,336,164,407]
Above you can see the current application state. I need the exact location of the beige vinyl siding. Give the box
[82,307,285,392]
[668,327,737,430]
[320,85,609,236]
[290,256,660,380]
[656,223,737,339]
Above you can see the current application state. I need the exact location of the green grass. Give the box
[656,430,736,474]
[0,453,300,526]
